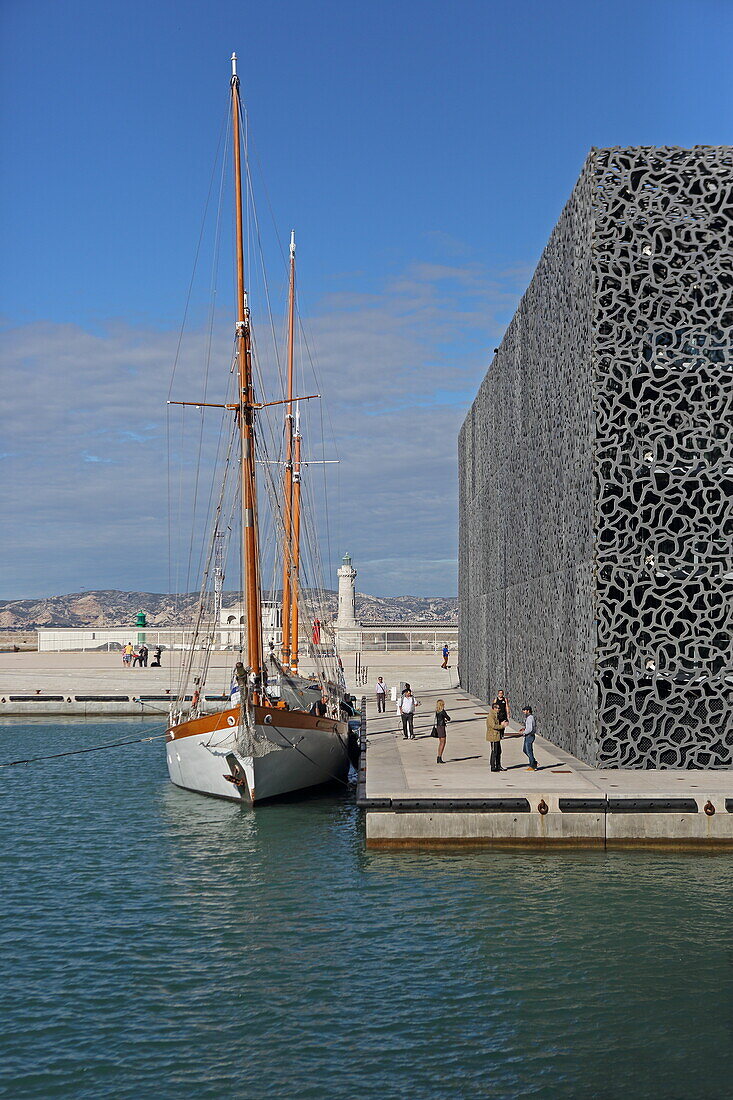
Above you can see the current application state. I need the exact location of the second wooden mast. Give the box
[290,411,302,673]
[231,53,262,682]
[280,231,296,668]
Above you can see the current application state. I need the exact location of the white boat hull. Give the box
[166,706,350,803]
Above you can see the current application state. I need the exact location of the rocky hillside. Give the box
[0,589,458,629]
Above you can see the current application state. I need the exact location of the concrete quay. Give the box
[0,648,453,718]
[0,651,244,718]
[357,683,733,849]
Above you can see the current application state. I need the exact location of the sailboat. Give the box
[165,54,351,804]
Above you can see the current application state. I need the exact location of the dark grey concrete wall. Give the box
[458,156,596,762]
[459,146,732,768]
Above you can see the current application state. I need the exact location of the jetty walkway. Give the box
[358,683,733,849]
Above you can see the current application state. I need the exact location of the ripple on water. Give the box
[0,721,731,1099]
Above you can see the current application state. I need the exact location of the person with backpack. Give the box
[375,676,387,714]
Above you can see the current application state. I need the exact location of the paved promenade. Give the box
[361,682,733,849]
[0,649,454,717]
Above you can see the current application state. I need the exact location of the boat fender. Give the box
[537,799,549,816]
[191,689,200,708]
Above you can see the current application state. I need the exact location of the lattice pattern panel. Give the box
[592,146,732,767]
[460,146,732,768]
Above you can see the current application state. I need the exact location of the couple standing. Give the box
[485,690,538,772]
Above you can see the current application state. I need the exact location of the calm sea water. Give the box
[0,720,731,1100]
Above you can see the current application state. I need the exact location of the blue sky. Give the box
[1,0,731,598]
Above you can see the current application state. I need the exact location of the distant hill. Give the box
[0,589,458,630]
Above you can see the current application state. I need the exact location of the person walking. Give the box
[492,689,510,724]
[433,699,451,764]
[375,676,387,714]
[123,642,134,667]
[485,702,508,772]
[518,706,539,770]
[441,644,450,669]
[140,644,149,668]
[399,688,418,739]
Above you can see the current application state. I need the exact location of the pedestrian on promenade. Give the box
[517,706,539,770]
[151,646,162,667]
[492,689,510,724]
[485,703,508,772]
[132,646,143,668]
[399,688,418,740]
[123,642,134,667]
[441,644,450,669]
[140,644,149,668]
[375,676,387,713]
[433,698,451,764]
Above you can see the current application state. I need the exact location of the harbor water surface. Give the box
[1,721,731,1100]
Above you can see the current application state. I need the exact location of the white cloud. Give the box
[0,257,524,598]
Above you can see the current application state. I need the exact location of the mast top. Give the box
[231,52,238,76]
[290,229,296,257]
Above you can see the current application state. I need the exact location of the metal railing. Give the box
[335,626,458,653]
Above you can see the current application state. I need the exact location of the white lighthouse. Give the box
[336,552,358,629]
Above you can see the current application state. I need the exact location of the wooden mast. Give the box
[230,53,262,682]
[290,410,302,673]
[280,230,296,667]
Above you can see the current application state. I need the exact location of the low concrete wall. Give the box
[366,809,605,847]
[0,696,228,719]
[365,795,733,849]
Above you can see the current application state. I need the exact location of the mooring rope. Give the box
[0,724,169,768]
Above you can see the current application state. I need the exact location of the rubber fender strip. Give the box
[73,695,132,702]
[8,695,66,702]
[607,798,698,813]
[559,798,608,812]
[390,798,531,813]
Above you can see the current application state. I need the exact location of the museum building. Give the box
[458,146,731,768]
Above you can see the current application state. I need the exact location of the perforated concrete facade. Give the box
[459,146,732,768]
